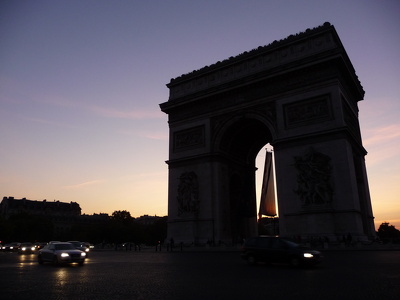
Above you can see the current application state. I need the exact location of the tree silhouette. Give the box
[111,210,133,224]
[377,222,400,239]
[0,209,167,246]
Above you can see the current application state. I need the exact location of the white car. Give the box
[38,242,86,265]
[67,241,90,256]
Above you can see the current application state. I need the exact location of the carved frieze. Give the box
[177,172,199,216]
[284,96,332,128]
[168,25,338,101]
[174,126,205,152]
[293,148,333,206]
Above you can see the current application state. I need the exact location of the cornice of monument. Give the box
[165,22,364,102]
[169,22,333,83]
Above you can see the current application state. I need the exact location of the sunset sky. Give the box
[1,1,399,229]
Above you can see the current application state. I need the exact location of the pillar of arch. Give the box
[160,23,376,244]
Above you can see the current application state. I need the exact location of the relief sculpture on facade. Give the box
[284,96,331,128]
[174,126,204,152]
[293,148,333,205]
[177,172,199,216]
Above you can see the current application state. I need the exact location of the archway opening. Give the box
[219,117,275,241]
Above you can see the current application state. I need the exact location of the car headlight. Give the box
[303,253,314,258]
[85,248,89,252]
[22,247,27,251]
[81,252,86,257]
[61,253,70,257]
[31,247,36,251]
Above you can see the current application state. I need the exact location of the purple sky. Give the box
[1,0,399,228]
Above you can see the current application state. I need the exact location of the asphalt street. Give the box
[0,248,399,299]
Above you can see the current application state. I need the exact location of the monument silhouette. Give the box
[160,23,376,245]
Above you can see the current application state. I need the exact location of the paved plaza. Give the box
[1,248,399,299]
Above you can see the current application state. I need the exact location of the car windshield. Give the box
[69,242,81,247]
[281,239,300,248]
[54,244,75,250]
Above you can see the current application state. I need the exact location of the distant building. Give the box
[0,196,81,219]
[0,196,167,241]
[0,197,109,239]
[135,214,166,225]
[79,213,110,224]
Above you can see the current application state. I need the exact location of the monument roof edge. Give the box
[167,22,335,86]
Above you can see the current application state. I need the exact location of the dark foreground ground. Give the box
[0,248,399,299]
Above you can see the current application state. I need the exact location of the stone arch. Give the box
[160,23,376,244]
[213,113,276,163]
[215,116,274,243]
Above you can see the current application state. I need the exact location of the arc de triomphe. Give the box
[160,23,375,245]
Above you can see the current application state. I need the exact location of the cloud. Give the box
[35,92,164,120]
[363,124,400,165]
[90,105,164,120]
[117,129,168,140]
[63,180,104,189]
[22,116,77,129]
[363,124,400,146]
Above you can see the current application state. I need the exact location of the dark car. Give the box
[18,242,36,254]
[34,242,47,250]
[38,242,86,265]
[2,242,21,252]
[241,236,322,267]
